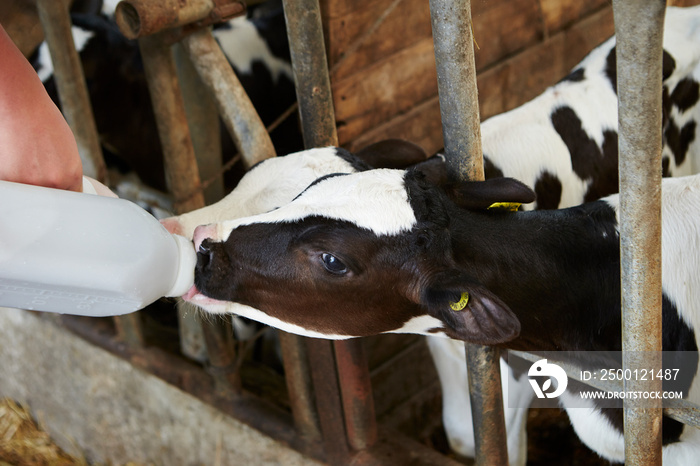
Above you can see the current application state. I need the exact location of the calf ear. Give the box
[444,177,536,211]
[422,273,521,345]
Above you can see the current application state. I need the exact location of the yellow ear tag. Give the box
[488,202,521,212]
[450,292,470,311]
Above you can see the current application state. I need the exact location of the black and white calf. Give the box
[427,5,700,462]
[480,5,700,211]
[185,165,700,464]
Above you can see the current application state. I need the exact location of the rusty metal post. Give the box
[306,338,352,464]
[138,31,240,390]
[278,332,323,450]
[612,1,665,464]
[335,340,378,451]
[173,42,224,204]
[181,28,276,167]
[429,0,508,464]
[283,0,379,459]
[282,0,338,149]
[35,0,107,182]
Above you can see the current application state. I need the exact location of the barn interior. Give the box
[1,0,698,464]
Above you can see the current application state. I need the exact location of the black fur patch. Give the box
[483,155,505,179]
[604,46,618,94]
[534,171,563,210]
[662,156,671,177]
[670,77,700,113]
[550,106,619,202]
[558,68,585,84]
[664,119,696,168]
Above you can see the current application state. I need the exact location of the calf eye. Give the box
[321,253,348,275]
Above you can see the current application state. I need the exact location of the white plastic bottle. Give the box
[0,178,197,317]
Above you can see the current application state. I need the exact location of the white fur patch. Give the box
[560,394,625,462]
[390,315,447,337]
[215,16,293,82]
[167,147,359,239]
[216,169,417,240]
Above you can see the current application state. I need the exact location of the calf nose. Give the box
[193,224,217,251]
[193,224,217,270]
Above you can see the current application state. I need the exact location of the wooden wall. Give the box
[321,0,700,156]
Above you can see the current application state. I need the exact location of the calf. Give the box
[480,5,700,211]
[428,4,700,461]
[187,166,700,464]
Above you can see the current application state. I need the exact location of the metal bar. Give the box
[113,313,145,348]
[428,0,483,183]
[612,1,666,464]
[278,332,323,449]
[306,338,351,464]
[138,32,206,213]
[181,28,276,168]
[173,42,224,204]
[282,0,338,148]
[115,0,214,39]
[282,0,379,458]
[201,316,242,393]
[138,32,240,392]
[35,0,107,182]
[335,340,378,451]
[428,0,508,464]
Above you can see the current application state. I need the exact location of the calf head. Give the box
[185,168,535,344]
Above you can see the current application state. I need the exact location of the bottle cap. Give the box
[166,234,197,297]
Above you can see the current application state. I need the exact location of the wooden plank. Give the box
[326,0,432,80]
[345,95,443,156]
[539,0,608,35]
[325,0,543,81]
[471,0,543,71]
[333,36,438,145]
[344,7,615,153]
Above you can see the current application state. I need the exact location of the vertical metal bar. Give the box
[138,32,206,214]
[612,1,665,464]
[282,0,338,148]
[173,42,224,205]
[278,332,323,449]
[428,0,483,183]
[306,338,352,464]
[335,340,378,451]
[201,316,242,393]
[429,0,508,465]
[139,31,240,392]
[35,0,107,183]
[181,28,276,168]
[282,0,378,458]
[139,31,209,363]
